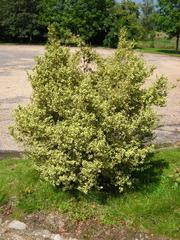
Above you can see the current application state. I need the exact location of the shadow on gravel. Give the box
[0,96,29,104]
[0,150,24,160]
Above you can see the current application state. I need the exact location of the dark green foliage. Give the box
[40,0,115,45]
[103,0,144,47]
[42,0,136,47]
[0,0,145,46]
[1,0,177,49]
[0,0,44,42]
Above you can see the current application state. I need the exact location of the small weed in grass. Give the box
[0,149,180,239]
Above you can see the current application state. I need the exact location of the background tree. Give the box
[103,0,143,47]
[38,0,60,27]
[0,0,44,42]
[155,0,180,52]
[140,0,155,39]
[40,0,115,45]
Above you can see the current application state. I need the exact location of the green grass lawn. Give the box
[138,39,176,49]
[137,48,180,57]
[0,148,180,239]
[136,39,180,56]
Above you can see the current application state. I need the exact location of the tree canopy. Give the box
[0,0,44,42]
[0,0,179,51]
[140,0,155,39]
[104,0,143,47]
[40,0,115,45]
[0,0,142,46]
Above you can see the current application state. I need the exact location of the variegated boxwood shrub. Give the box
[10,30,167,194]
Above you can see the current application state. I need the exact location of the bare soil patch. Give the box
[0,211,171,240]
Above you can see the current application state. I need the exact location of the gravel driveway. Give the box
[0,45,180,152]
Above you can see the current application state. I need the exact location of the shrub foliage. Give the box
[11,30,167,194]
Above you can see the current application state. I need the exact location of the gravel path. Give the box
[0,45,180,152]
[0,45,44,152]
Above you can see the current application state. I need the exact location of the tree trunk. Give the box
[176,35,179,53]
[29,34,32,43]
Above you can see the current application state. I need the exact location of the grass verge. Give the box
[136,39,180,56]
[0,149,180,239]
[137,48,180,57]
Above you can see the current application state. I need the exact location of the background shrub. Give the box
[11,29,167,194]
